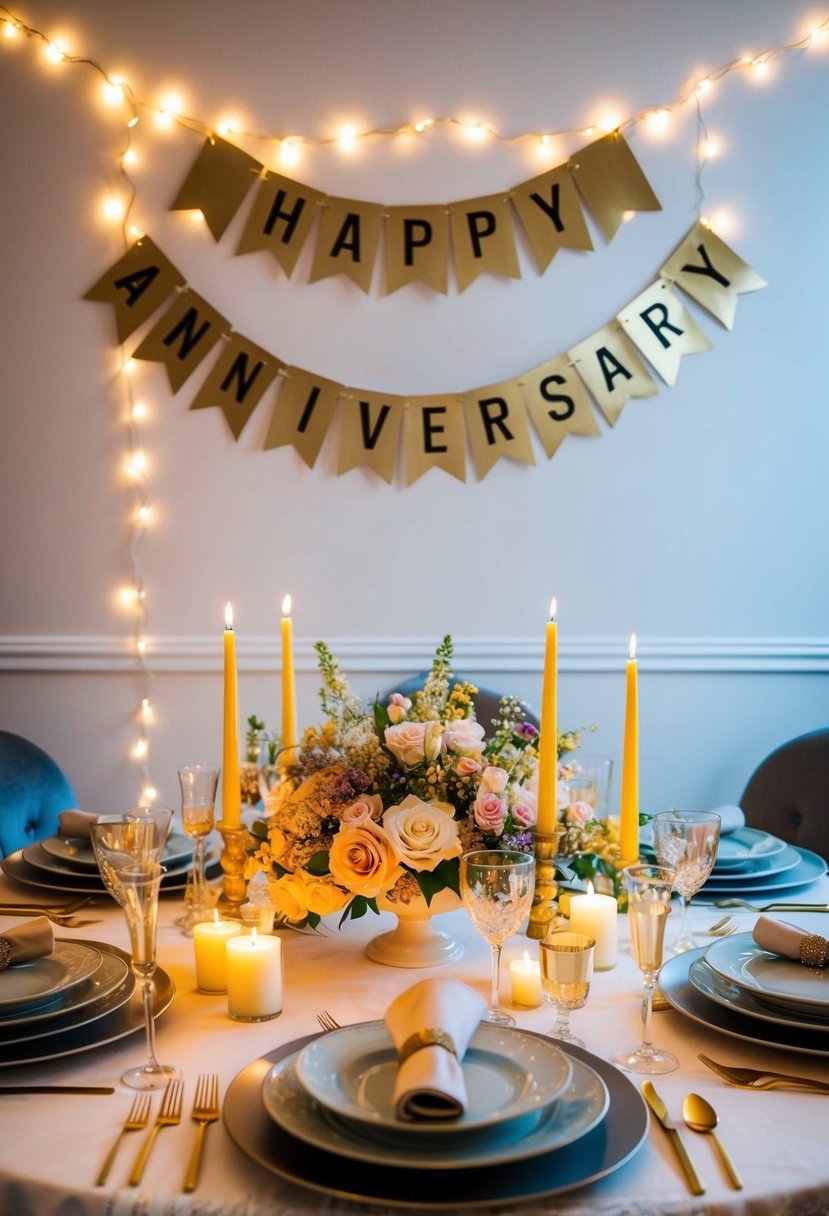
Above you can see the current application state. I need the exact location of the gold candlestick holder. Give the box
[216,822,251,920]
[527,829,564,940]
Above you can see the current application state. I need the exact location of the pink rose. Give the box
[389,693,413,709]
[474,790,506,835]
[511,786,537,828]
[385,721,428,768]
[453,755,481,777]
[565,800,595,826]
[340,794,383,825]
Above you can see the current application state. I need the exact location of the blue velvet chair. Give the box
[0,731,78,859]
[740,727,829,859]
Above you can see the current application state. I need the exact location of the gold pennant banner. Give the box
[169,130,658,293]
[85,224,765,484]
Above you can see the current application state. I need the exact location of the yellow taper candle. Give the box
[537,597,558,834]
[222,602,241,828]
[620,632,639,863]
[280,594,297,766]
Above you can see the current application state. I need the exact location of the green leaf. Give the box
[250,819,268,840]
[374,699,391,735]
[304,850,331,877]
[414,858,460,906]
[338,895,379,926]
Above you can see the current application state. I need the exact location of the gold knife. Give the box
[0,1086,115,1094]
[642,1082,706,1195]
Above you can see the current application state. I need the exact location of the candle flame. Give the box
[282,594,292,617]
[523,949,531,966]
[213,909,219,925]
[251,926,258,944]
[629,632,637,660]
[586,879,595,896]
[549,596,557,621]
[225,601,233,630]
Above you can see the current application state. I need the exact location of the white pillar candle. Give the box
[227,930,283,1021]
[509,951,543,1007]
[193,917,242,993]
[568,886,618,970]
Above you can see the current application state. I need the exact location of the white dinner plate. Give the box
[658,947,829,1058]
[38,831,193,871]
[225,1035,649,1210]
[263,1050,608,1170]
[688,958,829,1034]
[295,1021,573,1136]
[0,952,134,1042]
[699,846,827,895]
[0,945,129,1029]
[704,932,829,1013]
[0,940,102,1014]
[711,828,788,871]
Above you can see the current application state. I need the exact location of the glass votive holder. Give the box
[226,931,283,1022]
[240,900,276,934]
[192,917,242,993]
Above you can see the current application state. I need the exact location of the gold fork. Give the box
[316,1010,340,1032]
[95,1092,152,1186]
[182,1073,220,1193]
[698,1053,829,1093]
[129,1079,184,1186]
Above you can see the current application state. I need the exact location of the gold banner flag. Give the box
[570,131,661,241]
[617,280,711,386]
[83,237,184,343]
[451,194,521,293]
[169,137,261,241]
[236,172,324,278]
[189,333,280,440]
[309,198,384,293]
[568,323,658,425]
[510,167,593,272]
[463,378,535,479]
[519,355,601,458]
[337,390,403,482]
[131,289,227,393]
[660,220,767,330]
[385,205,450,295]
[263,367,344,468]
[403,394,466,485]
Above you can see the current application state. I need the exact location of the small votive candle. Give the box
[568,884,618,970]
[193,914,242,993]
[509,951,543,1007]
[226,929,283,1022]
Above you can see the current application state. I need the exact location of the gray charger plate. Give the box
[2,846,218,895]
[224,1033,648,1210]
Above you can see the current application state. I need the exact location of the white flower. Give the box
[384,721,428,768]
[480,765,509,794]
[443,719,486,757]
[382,794,462,871]
[565,799,595,826]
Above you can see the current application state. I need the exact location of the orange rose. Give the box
[328,822,403,899]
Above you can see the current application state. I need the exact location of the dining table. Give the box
[1,858,829,1216]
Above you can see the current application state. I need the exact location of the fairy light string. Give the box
[1,4,826,799]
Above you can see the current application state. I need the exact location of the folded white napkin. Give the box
[712,805,745,834]
[384,978,485,1121]
[0,917,54,972]
[58,809,98,838]
[753,915,829,968]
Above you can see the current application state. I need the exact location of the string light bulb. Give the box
[4,20,19,39]
[278,137,301,167]
[132,737,149,761]
[141,784,158,803]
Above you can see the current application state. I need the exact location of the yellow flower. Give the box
[328,821,403,898]
[268,872,310,922]
[302,874,350,917]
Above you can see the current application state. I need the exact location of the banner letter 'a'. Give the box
[189,333,280,440]
[309,198,384,293]
[131,289,227,393]
[83,237,184,343]
[462,378,535,478]
[263,368,344,468]
[661,220,767,330]
[170,136,262,241]
[570,131,661,241]
[451,194,521,293]
[403,394,466,484]
[568,324,658,425]
[337,391,403,482]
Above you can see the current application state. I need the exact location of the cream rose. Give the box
[443,718,486,756]
[328,821,403,898]
[384,721,428,768]
[340,793,383,825]
[382,794,462,871]
[565,799,595,826]
[423,721,444,763]
[480,765,509,794]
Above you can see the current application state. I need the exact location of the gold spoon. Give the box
[682,1093,743,1189]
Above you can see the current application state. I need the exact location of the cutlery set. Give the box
[643,1081,744,1194]
[94,1075,220,1192]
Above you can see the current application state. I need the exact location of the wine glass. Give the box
[566,756,614,815]
[652,810,721,953]
[460,849,535,1026]
[540,930,595,1048]
[611,864,678,1075]
[90,809,173,902]
[177,764,219,934]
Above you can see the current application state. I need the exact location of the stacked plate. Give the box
[658,932,829,1059]
[1,831,199,896]
[223,1021,650,1209]
[0,936,174,1068]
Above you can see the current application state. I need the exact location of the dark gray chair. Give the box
[0,730,78,859]
[382,675,539,730]
[740,727,829,858]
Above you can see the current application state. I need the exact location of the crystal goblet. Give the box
[612,864,678,1075]
[652,810,721,952]
[177,764,219,934]
[540,930,595,1048]
[460,849,535,1026]
[90,808,173,903]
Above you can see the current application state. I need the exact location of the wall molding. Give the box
[1,634,827,674]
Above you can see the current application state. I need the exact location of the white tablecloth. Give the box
[2,869,829,1216]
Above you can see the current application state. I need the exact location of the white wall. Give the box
[0,0,827,815]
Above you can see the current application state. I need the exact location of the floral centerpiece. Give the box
[246,637,620,930]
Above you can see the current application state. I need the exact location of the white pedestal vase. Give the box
[367,888,464,968]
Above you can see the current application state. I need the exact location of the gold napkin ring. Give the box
[800,934,829,968]
[0,938,12,972]
[398,1028,458,1066]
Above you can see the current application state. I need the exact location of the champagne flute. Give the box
[460,849,535,1026]
[90,809,173,902]
[177,764,219,934]
[540,930,595,1048]
[612,864,678,1075]
[652,810,721,953]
